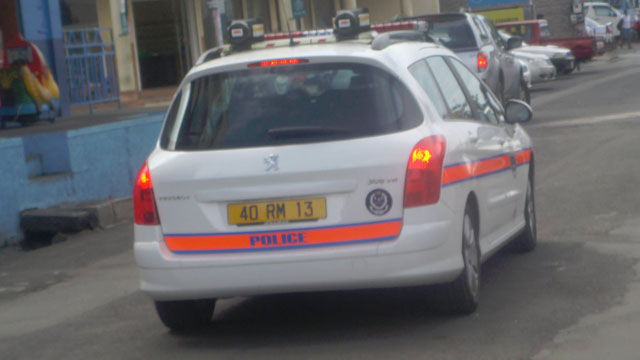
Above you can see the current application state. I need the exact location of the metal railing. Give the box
[63,27,120,112]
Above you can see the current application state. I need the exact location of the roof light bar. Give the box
[261,21,426,42]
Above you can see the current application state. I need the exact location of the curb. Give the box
[21,197,133,235]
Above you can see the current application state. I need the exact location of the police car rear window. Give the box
[166,63,422,150]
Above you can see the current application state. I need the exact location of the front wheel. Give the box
[513,178,537,252]
[155,298,217,332]
[446,203,481,314]
[520,79,531,105]
[497,77,505,106]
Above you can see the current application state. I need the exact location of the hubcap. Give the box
[463,213,479,298]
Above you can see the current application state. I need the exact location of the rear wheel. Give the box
[447,203,480,314]
[155,299,216,332]
[513,177,537,252]
[519,78,531,104]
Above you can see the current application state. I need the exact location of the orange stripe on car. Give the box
[164,219,403,253]
[515,148,532,165]
[443,149,532,186]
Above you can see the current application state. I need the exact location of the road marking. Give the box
[529,111,640,129]
[532,67,640,107]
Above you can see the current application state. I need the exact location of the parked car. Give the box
[495,19,594,69]
[584,2,622,37]
[514,52,556,84]
[499,30,573,75]
[133,10,537,331]
[401,13,528,105]
[585,17,614,53]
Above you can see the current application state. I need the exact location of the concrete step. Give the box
[21,208,93,234]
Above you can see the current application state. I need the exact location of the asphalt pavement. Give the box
[1,50,640,360]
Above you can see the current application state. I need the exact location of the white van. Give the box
[585,2,623,36]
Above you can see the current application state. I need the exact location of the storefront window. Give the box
[59,0,98,27]
[247,0,272,32]
[312,0,334,28]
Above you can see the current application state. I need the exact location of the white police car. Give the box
[133,9,536,331]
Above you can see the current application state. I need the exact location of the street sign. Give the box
[207,0,225,12]
[478,7,525,24]
[467,0,529,8]
[291,0,307,19]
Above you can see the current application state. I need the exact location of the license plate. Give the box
[228,198,327,225]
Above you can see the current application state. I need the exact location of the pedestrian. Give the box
[620,10,634,49]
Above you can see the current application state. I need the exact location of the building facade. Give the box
[4,0,440,100]
[66,0,440,95]
[440,0,581,37]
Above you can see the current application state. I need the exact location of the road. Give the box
[1,50,640,360]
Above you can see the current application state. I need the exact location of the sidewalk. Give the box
[0,86,174,139]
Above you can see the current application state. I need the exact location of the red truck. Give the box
[496,19,595,64]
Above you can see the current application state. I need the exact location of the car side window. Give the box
[425,57,473,120]
[472,16,489,43]
[447,57,504,125]
[160,91,182,149]
[482,17,505,48]
[408,60,449,118]
[594,6,613,16]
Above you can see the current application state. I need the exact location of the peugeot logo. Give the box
[264,154,279,172]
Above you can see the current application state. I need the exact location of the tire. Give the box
[155,299,216,332]
[497,76,505,106]
[512,177,537,252]
[446,202,481,314]
[562,61,575,75]
[520,78,531,105]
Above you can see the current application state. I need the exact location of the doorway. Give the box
[133,0,201,89]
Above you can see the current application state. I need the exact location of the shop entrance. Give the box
[132,0,200,89]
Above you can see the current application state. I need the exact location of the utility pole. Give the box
[207,0,225,47]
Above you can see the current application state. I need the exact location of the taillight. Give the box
[477,52,489,72]
[133,162,159,225]
[404,136,446,208]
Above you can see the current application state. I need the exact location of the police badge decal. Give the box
[366,189,392,216]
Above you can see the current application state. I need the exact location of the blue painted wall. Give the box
[0,114,164,245]
[22,132,71,175]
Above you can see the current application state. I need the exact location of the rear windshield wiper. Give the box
[267,126,352,140]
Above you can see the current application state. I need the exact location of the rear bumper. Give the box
[135,205,463,301]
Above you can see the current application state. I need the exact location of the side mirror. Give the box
[505,100,533,124]
[506,36,523,50]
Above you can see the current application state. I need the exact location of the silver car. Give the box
[512,52,556,83]
[406,13,527,104]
